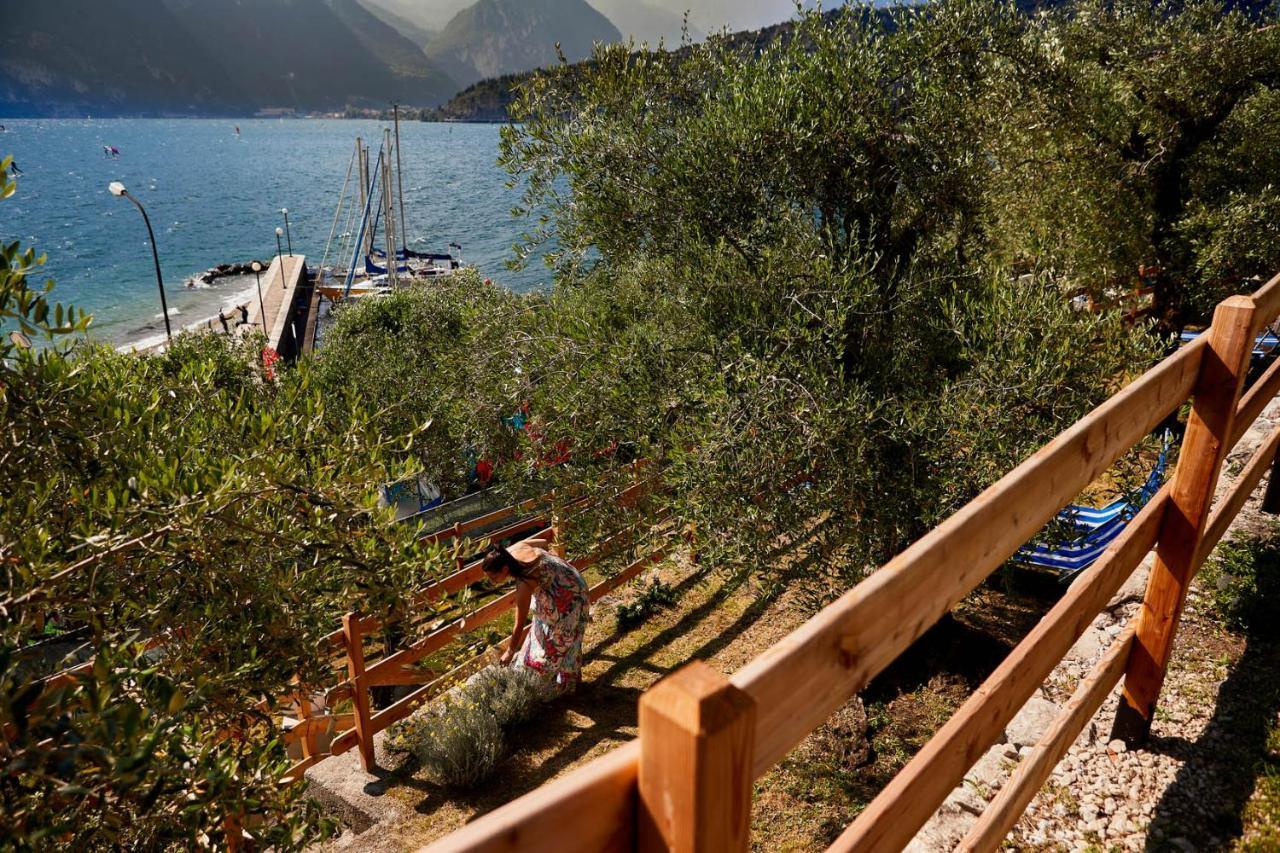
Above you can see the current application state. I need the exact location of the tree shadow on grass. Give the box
[385,518,1056,834]
[391,521,841,824]
[1144,536,1280,851]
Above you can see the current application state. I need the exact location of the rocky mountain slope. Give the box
[424,0,621,88]
[0,0,244,117]
[0,0,457,117]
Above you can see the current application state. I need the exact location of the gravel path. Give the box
[909,396,1280,852]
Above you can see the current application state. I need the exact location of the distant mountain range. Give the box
[0,0,457,117]
[0,0,910,118]
[359,0,442,48]
[426,0,621,88]
[590,0,705,46]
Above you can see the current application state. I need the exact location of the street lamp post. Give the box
[251,261,267,331]
[275,227,286,279]
[109,181,172,342]
[280,207,293,256]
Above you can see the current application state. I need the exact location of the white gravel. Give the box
[908,398,1280,851]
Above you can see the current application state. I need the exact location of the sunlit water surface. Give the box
[1,119,546,346]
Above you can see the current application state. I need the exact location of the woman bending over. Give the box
[482,540,590,694]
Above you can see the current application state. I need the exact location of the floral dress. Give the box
[513,552,590,693]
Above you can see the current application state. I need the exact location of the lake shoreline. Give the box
[2,119,549,345]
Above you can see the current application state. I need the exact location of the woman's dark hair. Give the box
[482,545,528,579]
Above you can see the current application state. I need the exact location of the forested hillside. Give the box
[428,9,821,121]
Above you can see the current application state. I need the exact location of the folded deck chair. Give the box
[1179,329,1280,358]
[1016,434,1171,578]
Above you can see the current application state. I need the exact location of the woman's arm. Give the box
[501,580,533,665]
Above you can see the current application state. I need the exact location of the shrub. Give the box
[411,693,507,789]
[388,666,547,788]
[616,577,678,631]
[469,666,546,728]
[0,161,449,849]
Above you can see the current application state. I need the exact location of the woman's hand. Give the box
[500,646,515,665]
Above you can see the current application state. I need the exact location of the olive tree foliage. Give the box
[473,2,1162,573]
[0,163,452,848]
[502,1,1029,388]
[312,272,533,498]
[984,0,1280,329]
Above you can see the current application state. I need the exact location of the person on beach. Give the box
[234,304,249,327]
[481,539,590,695]
[216,311,230,334]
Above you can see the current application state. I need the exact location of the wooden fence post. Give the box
[224,812,244,852]
[637,661,755,853]
[343,613,377,771]
[550,511,567,559]
[1112,295,1256,744]
[295,690,319,760]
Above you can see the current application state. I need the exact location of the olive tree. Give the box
[984,0,1280,329]
[0,160,453,849]
[486,3,1160,575]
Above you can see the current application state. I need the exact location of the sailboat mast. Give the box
[357,137,373,258]
[382,144,396,286]
[394,104,408,252]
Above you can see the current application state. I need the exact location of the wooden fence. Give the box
[22,474,665,797]
[423,273,1280,853]
[277,476,665,781]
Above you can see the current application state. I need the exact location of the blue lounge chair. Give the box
[1017,436,1170,578]
[1179,329,1280,358]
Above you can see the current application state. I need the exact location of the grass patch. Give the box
[1198,526,1280,635]
[1239,724,1280,850]
[1196,527,1280,848]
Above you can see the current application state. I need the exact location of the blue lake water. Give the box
[0,119,548,345]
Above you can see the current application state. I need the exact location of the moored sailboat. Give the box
[314,107,462,303]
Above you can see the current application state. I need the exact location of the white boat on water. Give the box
[315,273,390,302]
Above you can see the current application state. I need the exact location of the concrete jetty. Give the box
[244,254,311,358]
[117,254,318,360]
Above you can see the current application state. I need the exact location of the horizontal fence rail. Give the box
[425,272,1280,853]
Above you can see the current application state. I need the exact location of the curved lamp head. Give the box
[108,181,127,197]
[251,261,263,273]
[275,227,284,237]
